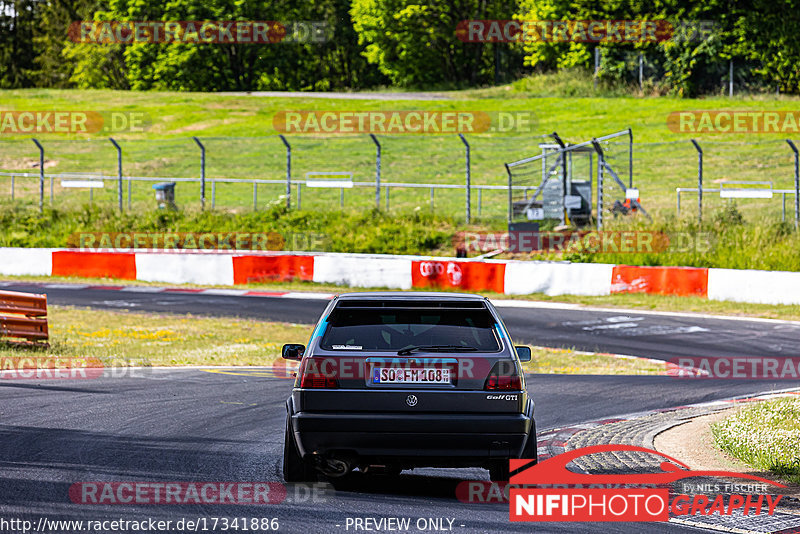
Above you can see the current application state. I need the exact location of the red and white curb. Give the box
[537,387,800,461]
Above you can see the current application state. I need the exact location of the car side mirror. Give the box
[282,344,305,361]
[515,346,532,362]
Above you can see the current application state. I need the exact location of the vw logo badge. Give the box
[406,395,418,407]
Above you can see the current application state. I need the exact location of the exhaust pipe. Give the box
[314,453,356,478]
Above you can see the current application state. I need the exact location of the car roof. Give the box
[336,291,486,301]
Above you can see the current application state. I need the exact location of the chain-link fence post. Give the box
[787,140,799,230]
[31,139,44,213]
[370,134,381,210]
[459,134,470,223]
[551,132,567,226]
[591,139,604,230]
[193,136,206,210]
[279,135,291,210]
[628,127,633,188]
[691,139,703,225]
[109,138,123,212]
[505,163,513,226]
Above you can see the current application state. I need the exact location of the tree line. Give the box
[1,0,798,95]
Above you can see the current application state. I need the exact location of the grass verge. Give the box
[712,396,800,484]
[0,305,663,375]
[2,88,800,223]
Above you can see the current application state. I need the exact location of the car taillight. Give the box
[484,362,522,391]
[298,359,338,389]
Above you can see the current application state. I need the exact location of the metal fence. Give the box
[0,134,546,221]
[2,134,800,227]
[675,139,800,229]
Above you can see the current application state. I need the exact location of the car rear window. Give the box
[320,306,501,352]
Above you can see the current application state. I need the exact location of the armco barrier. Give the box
[0,289,49,344]
[1,248,800,306]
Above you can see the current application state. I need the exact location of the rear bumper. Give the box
[290,411,534,460]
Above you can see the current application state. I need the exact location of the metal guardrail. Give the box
[0,290,49,344]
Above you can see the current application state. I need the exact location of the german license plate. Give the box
[372,367,451,384]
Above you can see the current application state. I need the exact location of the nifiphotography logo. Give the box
[509,445,784,522]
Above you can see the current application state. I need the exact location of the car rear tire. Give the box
[283,417,317,483]
[520,420,538,464]
[489,421,537,482]
[489,460,510,482]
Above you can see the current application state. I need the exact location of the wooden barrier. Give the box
[0,290,49,344]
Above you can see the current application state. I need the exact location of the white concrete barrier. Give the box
[135,253,234,285]
[0,248,55,276]
[708,268,800,305]
[504,262,615,296]
[313,254,412,289]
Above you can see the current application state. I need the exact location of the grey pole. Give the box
[783,192,786,222]
[11,174,14,200]
[787,140,799,230]
[193,136,206,210]
[109,138,122,212]
[638,54,643,90]
[591,139,604,230]
[551,132,567,226]
[253,182,258,211]
[31,139,44,213]
[594,48,600,89]
[297,183,301,210]
[279,135,291,210]
[505,163,513,226]
[628,127,633,188]
[370,134,381,210]
[690,139,703,225]
[729,60,734,97]
[677,190,681,216]
[459,134,471,223]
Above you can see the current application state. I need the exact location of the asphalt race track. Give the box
[2,281,799,533]
[4,281,800,362]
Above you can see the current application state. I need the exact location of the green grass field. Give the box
[713,396,800,484]
[2,78,800,222]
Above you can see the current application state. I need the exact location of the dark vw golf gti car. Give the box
[281,292,536,482]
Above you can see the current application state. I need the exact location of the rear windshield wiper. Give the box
[397,345,479,356]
